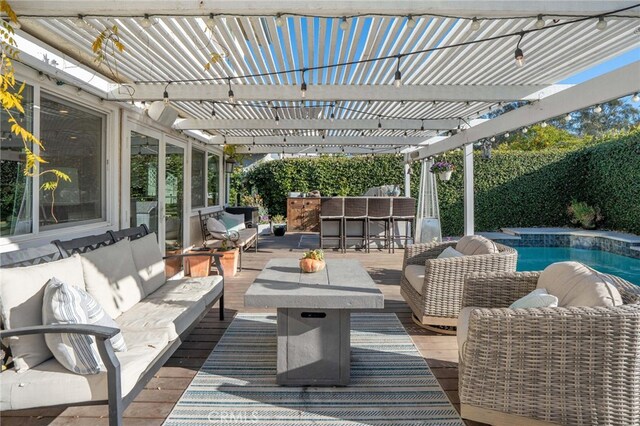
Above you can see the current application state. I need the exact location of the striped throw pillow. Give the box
[42,277,127,375]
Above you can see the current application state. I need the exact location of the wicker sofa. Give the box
[458,267,640,426]
[399,236,518,332]
[0,226,225,426]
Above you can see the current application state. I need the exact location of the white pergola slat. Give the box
[175,118,460,130]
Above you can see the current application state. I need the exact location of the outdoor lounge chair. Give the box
[399,236,517,334]
[457,264,640,425]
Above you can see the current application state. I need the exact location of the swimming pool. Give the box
[515,247,640,285]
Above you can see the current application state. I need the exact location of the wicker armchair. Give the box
[399,241,518,333]
[459,271,640,426]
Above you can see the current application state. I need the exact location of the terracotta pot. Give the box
[165,249,183,277]
[187,249,213,277]
[299,258,325,273]
[215,248,239,277]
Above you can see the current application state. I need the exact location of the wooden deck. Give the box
[2,232,486,426]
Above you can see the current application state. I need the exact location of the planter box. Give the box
[186,249,213,277]
[165,249,183,277]
[215,248,239,277]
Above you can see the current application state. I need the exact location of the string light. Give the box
[406,15,416,28]
[339,17,349,31]
[275,13,284,27]
[283,136,287,143]
[514,32,525,68]
[274,107,280,125]
[378,116,382,129]
[227,78,234,103]
[596,16,607,30]
[330,104,335,122]
[420,120,425,131]
[140,14,153,29]
[206,13,216,30]
[504,132,510,138]
[211,102,216,117]
[360,130,365,138]
[632,93,640,103]
[535,14,545,29]
[522,127,528,134]
[565,113,572,121]
[403,130,408,138]
[394,56,402,88]
[300,69,307,98]
[470,17,481,31]
[540,121,548,128]
[163,82,170,104]
[75,14,89,29]
[594,104,602,114]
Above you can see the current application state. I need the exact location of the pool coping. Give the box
[479,227,640,260]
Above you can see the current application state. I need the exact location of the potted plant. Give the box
[299,249,325,273]
[213,238,239,277]
[271,214,287,236]
[430,161,455,181]
[567,199,603,230]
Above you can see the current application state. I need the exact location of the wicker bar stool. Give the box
[319,197,344,251]
[366,197,392,253]
[342,197,368,253]
[390,197,416,253]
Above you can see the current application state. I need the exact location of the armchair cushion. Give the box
[437,246,464,259]
[0,254,85,372]
[130,233,166,296]
[80,239,145,319]
[509,288,558,309]
[42,278,127,375]
[537,261,623,307]
[456,235,498,256]
[404,265,426,295]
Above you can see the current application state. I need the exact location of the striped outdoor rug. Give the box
[164,313,463,425]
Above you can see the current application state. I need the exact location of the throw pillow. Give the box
[130,233,166,296]
[509,288,559,309]
[206,217,228,240]
[437,246,465,259]
[456,235,499,256]
[220,212,246,232]
[80,238,145,318]
[43,277,126,375]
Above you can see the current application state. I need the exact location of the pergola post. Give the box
[463,144,474,236]
[404,161,411,197]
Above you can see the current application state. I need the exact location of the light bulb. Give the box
[596,17,607,31]
[163,90,169,104]
[275,114,280,125]
[38,71,46,81]
[275,14,284,27]
[470,17,480,31]
[330,112,335,122]
[504,132,510,138]
[206,14,215,30]
[340,17,349,31]
[490,137,496,142]
[228,89,234,103]
[394,70,402,87]
[141,14,152,29]
[565,113,572,122]
[535,15,545,29]
[403,131,407,138]
[406,15,416,28]
[300,81,307,98]
[632,93,639,103]
[378,118,382,129]
[514,48,525,68]
[540,121,548,128]
[522,127,528,134]
[594,104,602,114]
[75,15,88,29]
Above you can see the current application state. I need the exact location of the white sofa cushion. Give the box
[42,278,126,375]
[130,233,166,296]
[404,265,426,295]
[80,239,145,319]
[437,246,465,259]
[0,328,168,411]
[115,276,223,340]
[456,235,499,256]
[0,254,85,372]
[206,217,228,240]
[509,288,559,309]
[537,261,623,307]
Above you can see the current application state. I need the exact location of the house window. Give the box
[39,94,105,229]
[207,153,220,206]
[0,83,34,236]
[191,149,206,208]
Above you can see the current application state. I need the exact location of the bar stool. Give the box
[366,197,392,253]
[391,197,416,253]
[319,197,344,251]
[342,197,368,252]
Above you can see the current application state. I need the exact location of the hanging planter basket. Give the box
[438,170,453,181]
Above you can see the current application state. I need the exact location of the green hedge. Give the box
[235,130,640,236]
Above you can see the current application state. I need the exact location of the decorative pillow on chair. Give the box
[509,288,559,309]
[43,277,127,375]
[455,235,499,256]
[206,217,229,240]
[130,233,166,296]
[437,246,465,259]
[220,212,246,232]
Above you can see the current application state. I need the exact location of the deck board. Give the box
[2,232,485,426]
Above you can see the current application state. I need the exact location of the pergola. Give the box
[7,0,640,233]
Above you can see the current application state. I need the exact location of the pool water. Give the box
[515,247,640,286]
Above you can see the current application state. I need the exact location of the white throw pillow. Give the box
[509,288,559,309]
[220,212,246,232]
[437,246,465,259]
[537,261,623,307]
[43,277,126,375]
[0,254,85,372]
[80,238,145,318]
[130,233,166,296]
[456,235,499,256]
[206,217,228,240]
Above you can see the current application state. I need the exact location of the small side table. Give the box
[186,248,213,277]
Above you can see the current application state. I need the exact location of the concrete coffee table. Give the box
[244,258,384,386]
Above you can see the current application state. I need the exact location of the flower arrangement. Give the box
[300,249,325,273]
[429,161,455,174]
[301,249,325,261]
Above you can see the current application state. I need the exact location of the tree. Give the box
[496,124,584,151]
[555,99,640,138]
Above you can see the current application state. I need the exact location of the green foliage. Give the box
[497,124,583,151]
[567,199,602,229]
[302,249,325,261]
[233,129,640,236]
